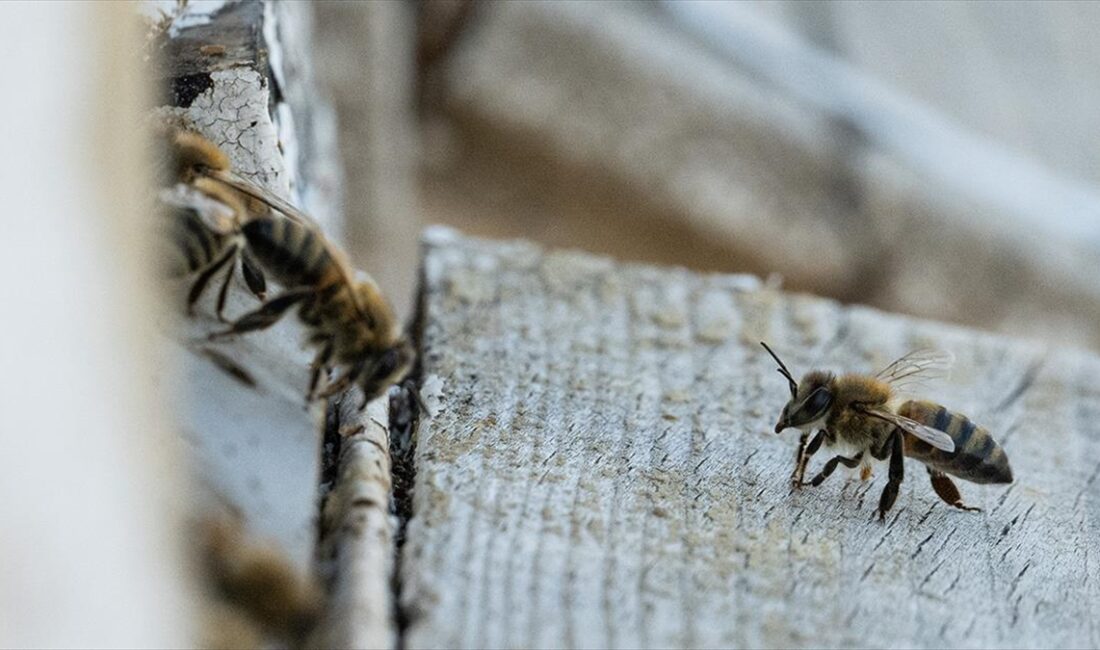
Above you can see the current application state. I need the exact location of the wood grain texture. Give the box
[312,396,396,650]
[401,227,1100,649]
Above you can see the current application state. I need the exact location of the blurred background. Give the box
[314,0,1100,351]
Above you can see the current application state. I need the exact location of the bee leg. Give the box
[213,248,239,322]
[239,249,267,301]
[876,431,905,520]
[403,378,431,415]
[804,451,863,487]
[209,287,314,339]
[187,244,238,317]
[790,432,809,488]
[307,341,334,401]
[791,430,825,489]
[860,464,873,481]
[318,360,366,402]
[927,468,982,512]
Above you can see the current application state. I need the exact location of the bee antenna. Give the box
[760,341,798,397]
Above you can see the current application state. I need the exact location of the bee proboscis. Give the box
[762,342,1013,520]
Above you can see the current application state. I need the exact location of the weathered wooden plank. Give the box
[401,227,1100,649]
[311,396,397,650]
[153,4,399,645]
[152,0,325,573]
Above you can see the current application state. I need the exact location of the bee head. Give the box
[170,129,231,181]
[760,342,835,434]
[360,337,416,403]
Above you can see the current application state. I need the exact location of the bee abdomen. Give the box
[899,400,1013,484]
[242,217,334,288]
[167,207,227,275]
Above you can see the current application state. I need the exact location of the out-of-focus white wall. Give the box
[0,3,194,646]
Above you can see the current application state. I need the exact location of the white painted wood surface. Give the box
[154,0,324,572]
[156,5,398,645]
[400,228,1100,649]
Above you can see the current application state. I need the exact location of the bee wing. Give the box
[875,348,954,392]
[205,170,374,319]
[159,184,239,235]
[857,406,956,453]
[204,169,319,228]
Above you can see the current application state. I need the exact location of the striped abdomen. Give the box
[165,207,232,276]
[242,217,338,289]
[899,400,1013,484]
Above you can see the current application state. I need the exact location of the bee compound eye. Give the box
[805,387,833,417]
[374,348,398,379]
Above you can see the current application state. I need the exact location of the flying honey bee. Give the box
[761,342,1013,520]
[160,129,414,407]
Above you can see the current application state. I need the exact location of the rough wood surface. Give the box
[311,396,397,650]
[154,4,397,645]
[401,227,1100,649]
[154,0,323,572]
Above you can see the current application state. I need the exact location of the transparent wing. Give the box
[857,407,956,453]
[203,170,373,318]
[875,348,954,392]
[159,184,238,235]
[203,169,319,228]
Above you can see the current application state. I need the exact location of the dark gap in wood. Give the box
[172,72,214,107]
[319,399,344,505]
[313,398,344,603]
[388,250,432,649]
[161,0,265,78]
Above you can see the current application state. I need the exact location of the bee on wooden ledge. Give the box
[158,127,270,321]
[761,342,1013,520]
[160,125,414,409]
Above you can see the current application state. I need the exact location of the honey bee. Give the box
[209,214,415,408]
[163,126,414,407]
[160,128,269,320]
[762,342,1013,520]
[197,515,323,647]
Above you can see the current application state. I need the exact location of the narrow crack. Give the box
[388,255,431,650]
[388,378,422,649]
[994,357,1044,411]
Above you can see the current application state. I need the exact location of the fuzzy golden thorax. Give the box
[829,374,892,411]
[825,374,894,448]
[173,130,231,178]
